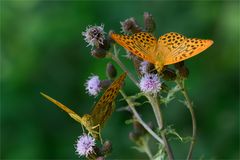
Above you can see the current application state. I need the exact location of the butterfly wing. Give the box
[157,32,213,65]
[111,32,157,63]
[40,92,83,124]
[91,72,127,127]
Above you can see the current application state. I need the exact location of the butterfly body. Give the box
[41,72,127,139]
[81,114,99,138]
[111,32,213,72]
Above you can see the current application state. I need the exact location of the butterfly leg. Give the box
[81,124,86,133]
[91,124,103,144]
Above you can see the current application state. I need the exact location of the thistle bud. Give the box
[174,61,185,69]
[100,79,112,90]
[106,62,117,79]
[162,68,177,81]
[132,56,143,76]
[133,121,146,136]
[129,131,140,142]
[101,140,112,155]
[93,146,101,156]
[91,48,107,58]
[120,17,142,34]
[144,12,156,33]
[178,66,189,78]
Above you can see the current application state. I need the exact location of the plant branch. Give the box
[146,95,163,129]
[120,90,164,145]
[110,45,139,86]
[146,94,174,160]
[176,79,197,160]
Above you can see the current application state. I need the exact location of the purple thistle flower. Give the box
[139,61,149,75]
[139,73,161,95]
[75,134,96,157]
[85,75,102,96]
[82,24,106,48]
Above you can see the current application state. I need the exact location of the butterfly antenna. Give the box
[40,92,83,124]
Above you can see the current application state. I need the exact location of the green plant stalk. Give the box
[146,95,163,129]
[176,79,196,160]
[146,94,174,160]
[120,90,164,145]
[110,45,139,86]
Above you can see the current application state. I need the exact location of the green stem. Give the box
[120,90,164,145]
[146,95,174,160]
[176,79,196,160]
[146,95,163,129]
[111,45,139,86]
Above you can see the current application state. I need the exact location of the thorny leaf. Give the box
[158,125,186,142]
[125,119,135,125]
[161,84,181,105]
[153,143,166,160]
[132,146,145,153]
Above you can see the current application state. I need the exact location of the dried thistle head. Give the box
[144,12,156,33]
[82,24,106,48]
[120,17,142,34]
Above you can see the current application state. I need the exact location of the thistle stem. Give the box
[120,90,164,145]
[146,95,174,160]
[176,79,196,160]
[146,95,163,129]
[111,45,139,86]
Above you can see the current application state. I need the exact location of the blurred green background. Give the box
[1,0,239,159]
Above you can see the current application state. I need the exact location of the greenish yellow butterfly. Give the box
[111,32,213,72]
[41,72,126,140]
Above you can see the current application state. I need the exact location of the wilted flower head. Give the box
[75,134,96,157]
[120,17,141,34]
[82,24,106,48]
[139,73,161,95]
[85,75,102,96]
[143,12,156,33]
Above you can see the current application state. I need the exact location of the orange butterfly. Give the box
[41,72,126,140]
[111,32,213,72]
